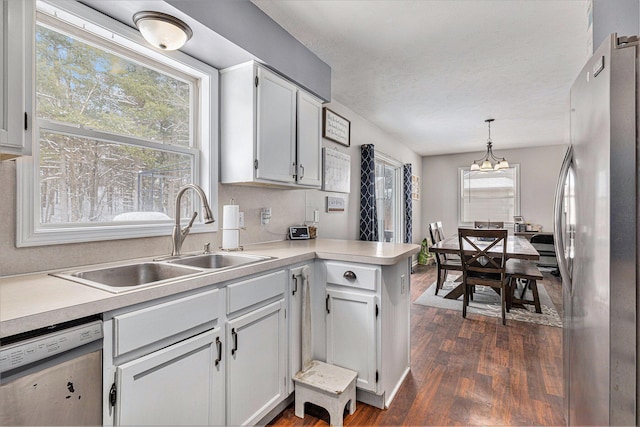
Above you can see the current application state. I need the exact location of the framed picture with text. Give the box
[322,107,350,147]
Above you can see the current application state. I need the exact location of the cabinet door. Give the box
[326,288,378,392]
[0,0,32,159]
[255,67,296,184]
[115,328,224,426]
[227,299,286,426]
[296,91,322,187]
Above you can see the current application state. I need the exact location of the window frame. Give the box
[16,0,219,247]
[458,164,521,228]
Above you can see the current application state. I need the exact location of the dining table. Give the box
[428,234,540,300]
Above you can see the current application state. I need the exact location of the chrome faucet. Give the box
[171,184,215,256]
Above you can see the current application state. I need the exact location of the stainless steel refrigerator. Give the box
[554,33,637,426]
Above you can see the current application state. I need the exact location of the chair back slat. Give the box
[428,222,441,244]
[436,221,445,242]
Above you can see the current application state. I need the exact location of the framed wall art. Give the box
[411,175,420,200]
[322,107,350,147]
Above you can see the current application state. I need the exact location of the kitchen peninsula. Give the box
[0,238,418,426]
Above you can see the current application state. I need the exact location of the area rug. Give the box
[414,275,563,328]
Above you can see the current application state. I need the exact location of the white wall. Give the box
[421,144,567,238]
[0,100,422,276]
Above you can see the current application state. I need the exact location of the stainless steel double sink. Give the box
[52,253,272,293]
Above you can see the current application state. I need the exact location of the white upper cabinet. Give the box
[0,0,33,160]
[255,67,297,184]
[220,61,322,188]
[296,91,322,187]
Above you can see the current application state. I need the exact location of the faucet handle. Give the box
[203,243,212,254]
[186,212,198,228]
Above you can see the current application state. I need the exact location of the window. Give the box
[17,1,218,246]
[375,153,403,243]
[459,165,520,225]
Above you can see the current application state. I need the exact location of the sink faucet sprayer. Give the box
[171,184,215,256]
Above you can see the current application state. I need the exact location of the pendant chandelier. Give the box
[470,119,509,172]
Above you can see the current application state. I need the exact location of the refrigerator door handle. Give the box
[554,145,573,294]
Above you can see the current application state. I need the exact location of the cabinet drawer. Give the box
[325,261,380,291]
[113,289,219,357]
[227,270,286,314]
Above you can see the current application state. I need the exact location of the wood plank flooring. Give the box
[269,264,564,426]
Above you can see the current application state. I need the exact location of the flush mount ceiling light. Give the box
[133,11,193,51]
[470,119,509,172]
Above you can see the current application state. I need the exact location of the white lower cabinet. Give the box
[116,328,224,426]
[226,300,286,425]
[225,270,287,426]
[326,288,378,392]
[322,259,411,409]
[103,288,224,426]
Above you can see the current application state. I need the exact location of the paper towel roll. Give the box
[222,229,239,250]
[222,205,239,229]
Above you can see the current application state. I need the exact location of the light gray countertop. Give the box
[0,239,419,338]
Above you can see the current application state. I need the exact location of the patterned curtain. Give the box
[403,164,412,244]
[359,144,378,241]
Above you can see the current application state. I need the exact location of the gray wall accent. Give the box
[593,0,639,50]
[167,0,331,101]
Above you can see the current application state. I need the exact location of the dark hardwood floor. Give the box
[269,264,564,426]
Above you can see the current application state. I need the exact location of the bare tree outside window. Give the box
[35,23,195,225]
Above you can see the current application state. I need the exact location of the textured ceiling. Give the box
[251,0,590,156]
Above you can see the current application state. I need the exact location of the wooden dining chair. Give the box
[437,221,461,263]
[428,222,462,295]
[458,228,509,325]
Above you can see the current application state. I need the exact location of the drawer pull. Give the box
[326,294,330,313]
[214,337,222,366]
[231,328,238,356]
[343,270,357,280]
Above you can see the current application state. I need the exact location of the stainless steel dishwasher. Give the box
[0,316,103,425]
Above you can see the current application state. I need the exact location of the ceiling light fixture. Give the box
[133,11,193,51]
[470,119,509,172]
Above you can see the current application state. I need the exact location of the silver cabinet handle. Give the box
[214,337,222,366]
[299,164,305,179]
[292,275,298,295]
[343,270,357,280]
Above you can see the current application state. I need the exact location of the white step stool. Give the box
[293,360,357,427]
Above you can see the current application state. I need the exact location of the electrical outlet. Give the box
[238,211,244,228]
